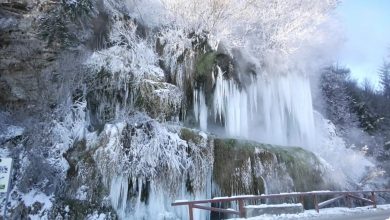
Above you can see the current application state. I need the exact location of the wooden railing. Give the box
[171,190,390,220]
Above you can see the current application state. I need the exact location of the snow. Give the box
[310,190,331,193]
[0,125,24,143]
[0,148,9,158]
[22,190,53,210]
[199,131,207,139]
[231,195,255,198]
[279,192,301,195]
[87,212,107,220]
[233,204,390,220]
[22,189,53,219]
[174,199,189,203]
[0,18,18,29]
[76,185,88,201]
[245,203,302,208]
[63,0,78,6]
[213,196,229,200]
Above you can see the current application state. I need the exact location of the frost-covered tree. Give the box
[321,65,358,129]
[345,79,380,133]
[130,0,338,56]
[379,61,390,100]
[321,65,383,133]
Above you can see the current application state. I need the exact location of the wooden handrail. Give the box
[172,190,390,206]
[318,195,345,208]
[172,190,390,219]
[347,194,374,204]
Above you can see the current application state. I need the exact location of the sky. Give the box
[336,0,390,88]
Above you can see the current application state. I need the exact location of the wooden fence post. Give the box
[238,199,245,218]
[314,195,319,213]
[346,194,352,208]
[371,192,377,208]
[300,195,304,209]
[188,204,194,220]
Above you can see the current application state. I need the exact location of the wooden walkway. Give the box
[172,190,390,220]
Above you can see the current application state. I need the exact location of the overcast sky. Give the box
[336,0,390,88]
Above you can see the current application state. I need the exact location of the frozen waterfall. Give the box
[194,66,315,148]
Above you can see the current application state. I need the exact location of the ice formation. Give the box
[81,1,372,218]
[1,0,376,219]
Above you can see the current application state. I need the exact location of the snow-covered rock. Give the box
[0,125,24,143]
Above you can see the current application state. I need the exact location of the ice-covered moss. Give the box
[213,138,329,197]
[272,147,325,192]
[180,128,205,146]
[135,80,183,121]
[213,139,266,196]
[195,52,217,82]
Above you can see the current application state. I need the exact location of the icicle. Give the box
[212,66,249,138]
[110,175,129,218]
[250,73,316,147]
[193,88,208,131]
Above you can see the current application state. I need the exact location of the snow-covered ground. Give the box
[233,204,390,220]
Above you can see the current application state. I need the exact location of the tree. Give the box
[362,78,375,95]
[379,61,390,100]
[321,65,381,133]
[321,65,358,129]
[133,0,338,55]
